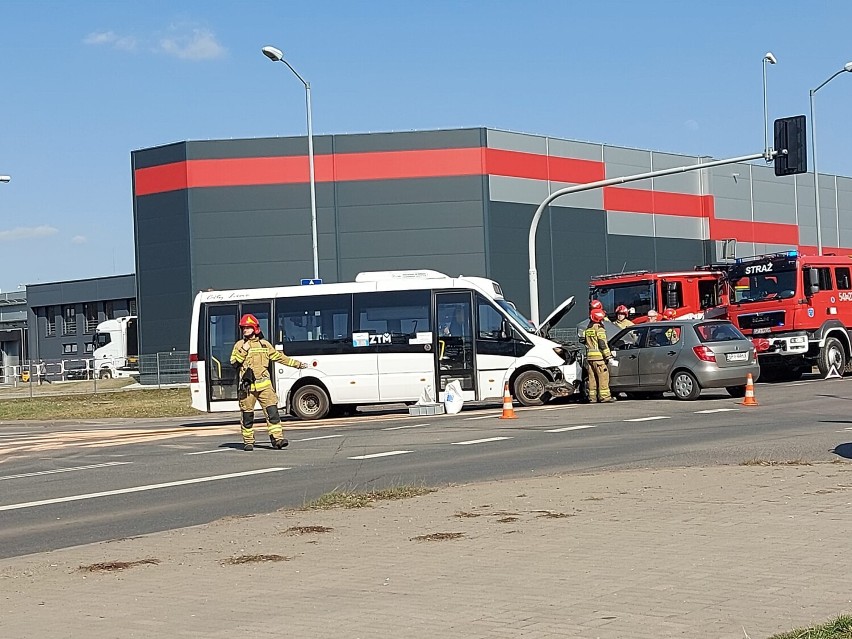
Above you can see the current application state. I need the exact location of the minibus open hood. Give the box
[537,296,575,337]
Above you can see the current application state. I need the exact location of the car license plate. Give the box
[752,327,771,334]
[726,352,748,362]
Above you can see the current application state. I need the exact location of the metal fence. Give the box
[0,351,190,397]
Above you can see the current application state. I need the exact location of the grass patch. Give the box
[301,485,436,510]
[535,511,573,519]
[223,554,291,565]
[0,388,199,420]
[411,532,465,542]
[496,516,519,523]
[768,614,852,639]
[79,558,160,573]
[740,458,813,467]
[453,511,482,518]
[282,525,334,535]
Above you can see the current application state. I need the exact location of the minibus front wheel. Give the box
[291,384,331,420]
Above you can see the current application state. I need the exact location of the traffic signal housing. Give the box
[774,115,807,176]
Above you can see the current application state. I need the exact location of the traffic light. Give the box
[774,115,807,176]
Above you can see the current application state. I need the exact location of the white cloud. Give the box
[0,226,60,242]
[157,28,226,61]
[83,30,138,51]
[71,235,87,245]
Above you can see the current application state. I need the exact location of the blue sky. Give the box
[1,0,851,293]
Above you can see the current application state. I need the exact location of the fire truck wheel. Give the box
[817,337,847,378]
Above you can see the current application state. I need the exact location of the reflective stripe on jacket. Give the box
[583,323,612,361]
[230,337,301,391]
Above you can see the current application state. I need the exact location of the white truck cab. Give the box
[93,316,139,379]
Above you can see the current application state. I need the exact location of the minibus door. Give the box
[435,292,477,402]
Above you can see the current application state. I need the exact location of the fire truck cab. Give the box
[722,251,852,379]
[589,270,726,322]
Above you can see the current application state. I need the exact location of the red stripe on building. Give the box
[709,217,800,245]
[134,162,188,196]
[603,187,706,218]
[483,148,604,183]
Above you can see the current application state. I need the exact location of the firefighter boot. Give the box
[241,411,255,451]
[266,406,289,449]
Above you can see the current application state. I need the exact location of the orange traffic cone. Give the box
[741,373,758,406]
[500,383,518,419]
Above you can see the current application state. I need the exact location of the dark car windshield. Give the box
[590,281,655,316]
[694,322,746,343]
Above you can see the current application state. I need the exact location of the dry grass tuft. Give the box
[496,516,519,523]
[282,525,334,535]
[301,485,436,510]
[767,614,852,639]
[740,458,813,467]
[79,558,160,573]
[535,511,573,519]
[223,554,291,565]
[411,532,465,542]
[453,511,482,518]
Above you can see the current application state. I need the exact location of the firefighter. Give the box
[646,309,659,322]
[584,308,617,403]
[661,308,681,344]
[230,314,307,451]
[613,305,633,329]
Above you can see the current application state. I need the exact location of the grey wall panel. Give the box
[193,261,317,291]
[338,255,486,282]
[132,142,187,170]
[338,228,484,260]
[335,176,483,207]
[547,138,603,162]
[337,201,484,233]
[840,229,852,248]
[489,176,603,209]
[186,136,334,160]
[795,174,817,228]
[712,196,751,221]
[707,166,749,199]
[192,232,336,265]
[838,177,852,230]
[649,152,703,195]
[752,165,796,224]
[651,237,708,272]
[607,211,654,237]
[486,130,547,154]
[654,214,707,240]
[332,128,484,154]
[189,183,336,213]
[606,234,656,272]
[605,146,653,190]
[799,226,818,246]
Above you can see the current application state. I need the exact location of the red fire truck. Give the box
[588,269,727,322]
[715,251,852,380]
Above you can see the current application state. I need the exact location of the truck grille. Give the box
[737,311,785,331]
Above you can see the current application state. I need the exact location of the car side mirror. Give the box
[807,268,819,296]
[501,320,513,340]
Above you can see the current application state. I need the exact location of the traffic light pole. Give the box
[528,150,774,326]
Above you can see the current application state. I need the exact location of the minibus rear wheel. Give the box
[291,384,330,420]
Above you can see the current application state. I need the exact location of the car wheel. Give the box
[726,385,746,398]
[817,337,846,378]
[671,370,701,400]
[99,369,113,380]
[513,370,550,406]
[291,384,330,420]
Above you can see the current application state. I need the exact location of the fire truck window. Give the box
[663,281,683,310]
[835,268,851,291]
[698,281,718,310]
[817,268,833,291]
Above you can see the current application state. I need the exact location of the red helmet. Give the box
[590,309,607,323]
[239,314,260,329]
[662,308,677,320]
[590,299,603,310]
[615,305,629,315]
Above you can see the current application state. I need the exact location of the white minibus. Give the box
[189,270,580,419]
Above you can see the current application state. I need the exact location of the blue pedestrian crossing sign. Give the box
[301,278,323,285]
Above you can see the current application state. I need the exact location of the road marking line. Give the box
[383,423,429,431]
[694,408,740,414]
[185,449,229,455]
[294,434,343,442]
[451,436,513,445]
[0,461,132,481]
[545,425,596,433]
[348,450,413,460]
[464,415,495,421]
[624,416,671,422]
[0,467,288,512]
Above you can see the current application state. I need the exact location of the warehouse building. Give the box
[132,128,852,355]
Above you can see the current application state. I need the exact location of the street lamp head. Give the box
[261,46,284,63]
[844,61,852,72]
[764,52,777,64]
[0,175,11,183]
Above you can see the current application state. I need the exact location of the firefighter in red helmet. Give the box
[583,308,617,403]
[613,305,633,329]
[230,313,307,451]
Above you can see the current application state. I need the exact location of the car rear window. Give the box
[694,322,744,343]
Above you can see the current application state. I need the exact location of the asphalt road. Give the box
[1,376,851,559]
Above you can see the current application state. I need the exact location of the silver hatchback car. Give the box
[607,319,760,400]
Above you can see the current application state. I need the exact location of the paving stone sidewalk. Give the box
[2,463,851,639]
